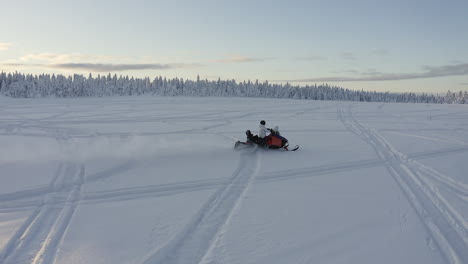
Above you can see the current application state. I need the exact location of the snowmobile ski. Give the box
[234,141,254,150]
[289,145,299,151]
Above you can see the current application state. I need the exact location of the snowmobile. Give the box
[234,127,299,151]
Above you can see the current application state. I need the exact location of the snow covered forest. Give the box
[1,72,467,104]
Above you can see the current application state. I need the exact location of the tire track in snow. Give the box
[338,105,468,264]
[142,148,261,264]
[0,163,85,264]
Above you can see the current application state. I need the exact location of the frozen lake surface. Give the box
[0,96,467,264]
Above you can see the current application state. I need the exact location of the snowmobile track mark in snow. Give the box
[260,158,386,182]
[338,105,468,264]
[0,163,85,264]
[81,178,227,205]
[142,149,261,264]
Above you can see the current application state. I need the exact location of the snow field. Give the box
[0,96,467,264]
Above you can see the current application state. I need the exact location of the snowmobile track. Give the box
[338,105,468,264]
[0,145,465,213]
[259,158,386,182]
[0,162,85,264]
[142,148,261,264]
[81,178,227,205]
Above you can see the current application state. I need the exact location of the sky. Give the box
[1,0,467,93]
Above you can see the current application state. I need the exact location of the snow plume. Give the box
[63,135,227,161]
[0,135,226,163]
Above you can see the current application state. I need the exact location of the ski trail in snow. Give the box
[0,163,85,264]
[338,104,468,264]
[141,148,261,264]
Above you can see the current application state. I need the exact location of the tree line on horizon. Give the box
[0,72,467,104]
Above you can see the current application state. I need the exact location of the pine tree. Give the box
[0,79,6,94]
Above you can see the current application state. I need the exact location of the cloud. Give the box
[371,49,390,55]
[332,69,360,74]
[3,63,26,66]
[422,64,468,77]
[19,53,90,62]
[0,42,13,51]
[1,62,199,72]
[278,63,468,82]
[296,55,327,61]
[339,52,357,61]
[48,63,190,72]
[18,53,132,64]
[216,55,271,63]
[1,52,202,72]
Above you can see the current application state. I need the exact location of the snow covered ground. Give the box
[0,96,467,264]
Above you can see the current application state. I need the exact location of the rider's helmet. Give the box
[260,120,266,125]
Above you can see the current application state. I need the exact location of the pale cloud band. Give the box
[1,52,200,72]
[296,55,327,61]
[2,62,199,72]
[216,55,271,63]
[49,63,184,71]
[339,52,357,61]
[281,63,468,82]
[0,42,13,51]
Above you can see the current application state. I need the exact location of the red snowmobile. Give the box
[234,127,299,151]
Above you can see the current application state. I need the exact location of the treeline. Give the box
[0,72,467,104]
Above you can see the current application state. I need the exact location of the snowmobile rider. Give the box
[259,120,268,138]
[245,120,269,146]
